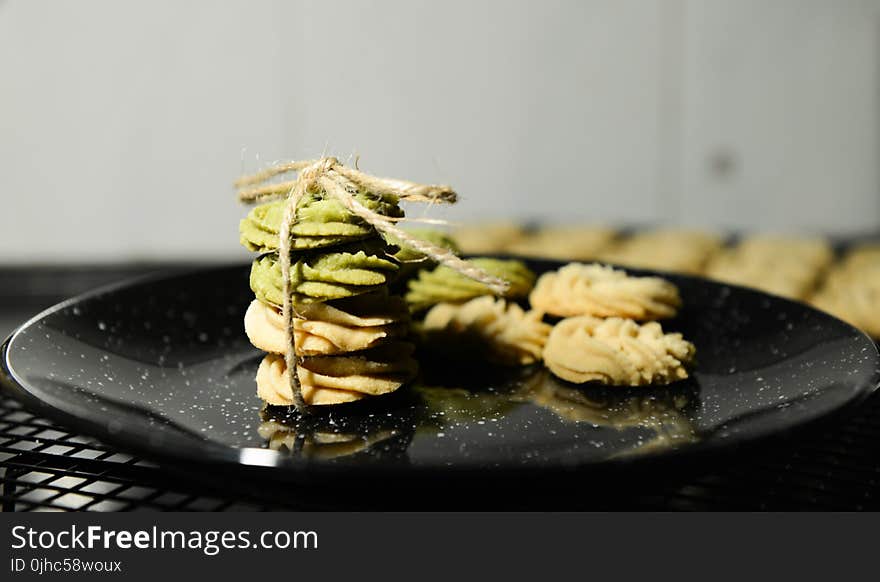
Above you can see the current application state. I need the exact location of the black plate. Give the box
[2,260,878,479]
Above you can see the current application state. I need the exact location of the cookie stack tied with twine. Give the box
[236,157,508,410]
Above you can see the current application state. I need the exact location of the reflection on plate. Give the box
[254,364,698,463]
[1,260,878,477]
[259,406,413,462]
[412,364,699,461]
[518,370,699,456]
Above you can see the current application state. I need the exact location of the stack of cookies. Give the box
[240,193,418,407]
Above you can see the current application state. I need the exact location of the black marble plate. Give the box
[2,260,878,479]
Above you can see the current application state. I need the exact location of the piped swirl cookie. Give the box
[406,258,535,311]
[388,228,461,284]
[421,295,552,365]
[256,343,418,406]
[240,194,404,252]
[543,315,695,386]
[244,292,408,356]
[257,354,365,406]
[529,263,681,320]
[250,243,399,305]
[389,228,460,264]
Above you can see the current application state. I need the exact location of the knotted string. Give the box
[237,157,510,411]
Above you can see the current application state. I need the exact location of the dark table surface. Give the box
[1,265,878,511]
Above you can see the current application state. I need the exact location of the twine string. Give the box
[237,157,509,411]
[318,176,509,294]
[277,179,308,411]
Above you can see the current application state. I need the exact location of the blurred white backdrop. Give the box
[1,0,878,262]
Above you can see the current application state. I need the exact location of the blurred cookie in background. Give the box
[598,229,724,275]
[453,222,525,254]
[837,243,880,273]
[706,235,833,301]
[504,225,617,260]
[810,243,880,337]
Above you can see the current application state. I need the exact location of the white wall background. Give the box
[0,0,878,262]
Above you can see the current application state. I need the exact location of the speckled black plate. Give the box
[2,260,878,478]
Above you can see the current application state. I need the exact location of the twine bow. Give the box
[236,157,509,411]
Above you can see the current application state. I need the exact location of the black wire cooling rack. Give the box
[1,265,879,511]
[3,389,879,511]
[0,265,286,512]
[0,397,276,511]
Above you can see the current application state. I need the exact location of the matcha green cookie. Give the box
[251,249,399,305]
[240,193,404,252]
[388,229,460,263]
[405,258,535,311]
[387,229,461,283]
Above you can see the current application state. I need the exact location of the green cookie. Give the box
[240,193,404,252]
[386,229,461,284]
[388,229,460,263]
[251,248,399,305]
[405,258,535,311]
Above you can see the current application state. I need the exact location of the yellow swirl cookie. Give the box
[422,295,552,365]
[244,296,409,356]
[256,347,417,405]
[256,354,365,406]
[298,342,418,394]
[543,316,695,386]
[529,263,681,320]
